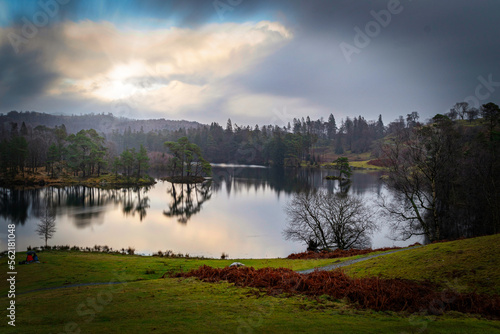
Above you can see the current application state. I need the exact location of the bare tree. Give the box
[379,118,458,242]
[465,107,479,123]
[36,207,56,247]
[450,102,470,120]
[283,191,376,250]
[406,111,420,128]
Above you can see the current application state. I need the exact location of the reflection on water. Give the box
[210,166,383,197]
[122,187,150,222]
[0,167,412,258]
[164,182,212,223]
[0,186,152,228]
[0,188,31,225]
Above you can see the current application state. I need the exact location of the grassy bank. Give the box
[4,279,498,334]
[322,160,386,171]
[1,236,499,333]
[344,234,500,295]
[1,251,401,295]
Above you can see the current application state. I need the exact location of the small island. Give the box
[0,126,211,188]
[0,170,156,188]
[325,157,352,181]
[0,128,155,188]
[162,136,212,184]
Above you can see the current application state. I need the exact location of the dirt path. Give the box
[17,281,127,295]
[297,246,422,274]
[16,246,422,295]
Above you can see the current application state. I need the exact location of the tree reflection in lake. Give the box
[208,166,382,197]
[0,188,31,225]
[0,169,384,228]
[0,186,152,227]
[210,166,315,196]
[122,187,150,222]
[0,168,421,257]
[163,181,212,224]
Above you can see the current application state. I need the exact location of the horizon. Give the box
[1,0,499,126]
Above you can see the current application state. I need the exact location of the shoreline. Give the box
[0,162,384,189]
[0,171,156,189]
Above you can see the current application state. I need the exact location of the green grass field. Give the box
[1,252,383,295]
[1,235,499,333]
[344,234,500,295]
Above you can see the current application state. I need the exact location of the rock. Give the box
[229,262,245,268]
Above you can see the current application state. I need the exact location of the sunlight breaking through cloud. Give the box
[1,19,293,120]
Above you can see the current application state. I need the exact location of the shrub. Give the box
[287,246,401,260]
[172,266,500,318]
[127,247,135,255]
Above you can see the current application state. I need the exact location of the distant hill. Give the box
[0,111,203,134]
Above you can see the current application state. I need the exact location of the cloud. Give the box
[0,19,293,120]
[222,93,329,126]
[0,26,62,109]
[1,1,500,125]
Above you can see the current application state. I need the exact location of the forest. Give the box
[0,109,390,175]
[0,101,498,243]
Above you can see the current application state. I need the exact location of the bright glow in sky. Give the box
[1,0,499,125]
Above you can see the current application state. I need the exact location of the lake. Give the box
[0,166,421,258]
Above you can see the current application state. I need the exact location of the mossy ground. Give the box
[1,236,499,333]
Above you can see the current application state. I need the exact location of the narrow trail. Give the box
[297,246,422,274]
[16,281,127,296]
[14,246,422,295]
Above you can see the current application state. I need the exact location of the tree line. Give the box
[0,123,150,180]
[108,113,391,167]
[380,102,500,242]
[2,109,432,171]
[283,102,498,250]
[1,101,498,245]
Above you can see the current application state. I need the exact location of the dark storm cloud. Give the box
[217,0,500,121]
[0,35,59,110]
[1,0,499,123]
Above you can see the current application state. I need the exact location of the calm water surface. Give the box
[0,167,420,258]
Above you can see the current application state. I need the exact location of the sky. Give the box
[0,0,499,126]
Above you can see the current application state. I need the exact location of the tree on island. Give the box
[164,137,211,182]
[66,129,107,177]
[136,144,150,178]
[36,207,56,247]
[116,145,150,179]
[335,157,352,180]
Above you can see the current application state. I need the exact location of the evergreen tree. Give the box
[376,114,385,138]
[120,148,135,177]
[136,144,150,178]
[326,113,337,140]
[334,157,352,180]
